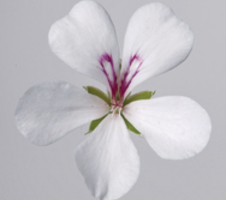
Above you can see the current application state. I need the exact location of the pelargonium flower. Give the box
[15,1,211,200]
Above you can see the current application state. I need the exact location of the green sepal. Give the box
[123,90,155,106]
[121,114,141,135]
[85,114,108,135]
[83,86,110,103]
[123,92,131,102]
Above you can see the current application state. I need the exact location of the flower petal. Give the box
[15,81,109,146]
[75,114,140,200]
[49,0,119,95]
[120,2,194,97]
[123,96,211,160]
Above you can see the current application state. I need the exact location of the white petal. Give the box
[15,81,109,146]
[120,3,194,97]
[123,96,211,160]
[49,0,119,95]
[75,114,140,200]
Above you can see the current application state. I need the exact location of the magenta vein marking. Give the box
[99,53,118,99]
[120,54,143,98]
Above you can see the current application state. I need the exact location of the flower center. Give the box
[99,53,143,102]
[109,100,123,114]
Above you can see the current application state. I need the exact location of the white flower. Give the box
[15,1,211,200]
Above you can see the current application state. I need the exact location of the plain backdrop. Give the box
[1,0,225,199]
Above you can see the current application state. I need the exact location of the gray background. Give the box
[1,0,225,199]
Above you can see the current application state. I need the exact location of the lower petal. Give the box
[75,114,140,200]
[15,81,109,145]
[123,96,211,160]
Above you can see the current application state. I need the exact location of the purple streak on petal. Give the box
[119,54,143,98]
[99,53,118,99]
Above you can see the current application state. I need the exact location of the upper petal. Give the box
[123,96,211,160]
[120,2,194,97]
[15,81,109,146]
[75,114,140,200]
[49,0,119,94]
